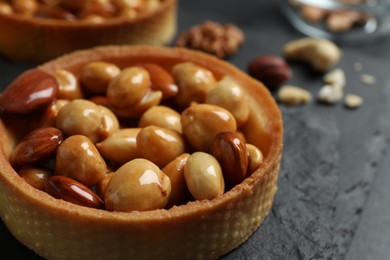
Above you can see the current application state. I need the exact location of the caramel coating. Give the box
[246,143,264,174]
[56,135,107,187]
[206,76,250,127]
[53,69,84,100]
[162,153,191,208]
[181,103,237,152]
[39,99,69,128]
[97,128,141,164]
[19,167,52,191]
[139,105,182,133]
[56,99,102,143]
[105,158,171,212]
[107,66,150,108]
[110,89,162,119]
[184,152,224,200]
[136,125,185,168]
[80,61,121,94]
[172,62,217,108]
[98,105,120,140]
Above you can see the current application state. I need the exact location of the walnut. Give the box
[175,21,245,59]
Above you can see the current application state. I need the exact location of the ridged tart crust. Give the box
[0,0,177,62]
[0,46,283,259]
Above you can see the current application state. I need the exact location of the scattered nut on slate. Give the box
[283,37,341,72]
[277,85,312,105]
[344,93,363,108]
[247,55,292,89]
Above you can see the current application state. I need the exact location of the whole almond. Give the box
[10,127,63,167]
[210,131,248,189]
[248,55,291,89]
[0,68,58,114]
[141,63,179,99]
[45,175,104,209]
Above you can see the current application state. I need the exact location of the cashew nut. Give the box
[283,37,341,72]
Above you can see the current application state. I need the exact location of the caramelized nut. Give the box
[141,63,178,100]
[205,76,250,127]
[107,66,150,108]
[39,100,69,128]
[96,172,114,199]
[96,128,141,164]
[0,68,58,115]
[105,159,171,212]
[45,176,104,209]
[184,152,224,200]
[246,143,264,174]
[10,127,63,167]
[136,125,185,168]
[181,104,237,152]
[56,135,107,186]
[98,105,120,140]
[53,69,84,100]
[139,105,182,133]
[80,61,120,94]
[162,153,191,208]
[19,167,52,191]
[56,99,102,143]
[210,132,248,188]
[110,89,162,119]
[172,62,217,108]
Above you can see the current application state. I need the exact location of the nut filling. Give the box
[1,0,163,22]
[2,59,266,212]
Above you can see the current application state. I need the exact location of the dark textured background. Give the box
[1,1,390,259]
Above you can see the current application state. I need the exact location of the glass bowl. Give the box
[279,0,390,43]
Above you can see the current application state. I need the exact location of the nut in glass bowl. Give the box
[279,0,390,43]
[0,46,283,259]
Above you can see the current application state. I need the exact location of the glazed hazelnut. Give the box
[80,61,120,94]
[184,152,225,200]
[96,128,141,164]
[181,103,237,152]
[162,153,191,207]
[19,167,52,191]
[105,158,171,212]
[56,99,102,143]
[246,143,264,174]
[139,105,182,133]
[110,89,162,119]
[136,125,185,168]
[205,76,250,127]
[39,99,69,128]
[107,66,150,108]
[172,62,217,108]
[53,69,84,100]
[56,135,107,187]
[98,105,120,140]
[96,172,114,199]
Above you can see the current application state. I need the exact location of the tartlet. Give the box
[0,0,177,62]
[0,46,283,259]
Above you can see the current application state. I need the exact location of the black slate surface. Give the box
[1,1,390,259]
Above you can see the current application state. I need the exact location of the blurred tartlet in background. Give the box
[0,0,177,61]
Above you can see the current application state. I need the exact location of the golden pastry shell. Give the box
[0,46,283,259]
